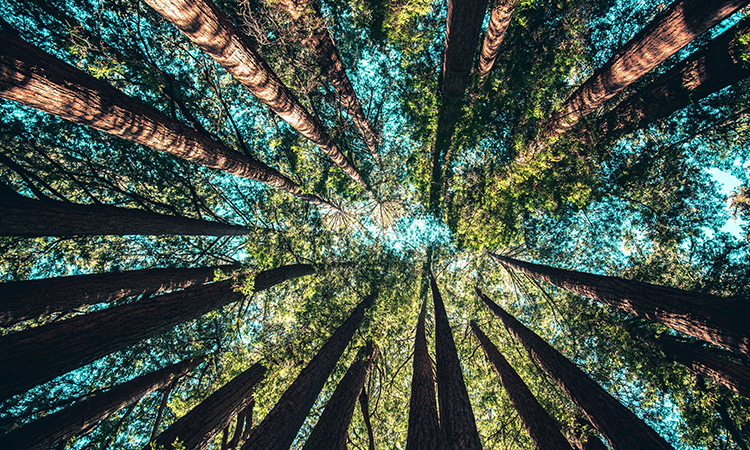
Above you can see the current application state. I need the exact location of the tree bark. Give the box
[477,289,675,450]
[590,18,750,143]
[240,292,376,450]
[488,252,750,356]
[477,0,518,84]
[431,274,482,450]
[0,264,237,327]
[143,0,372,195]
[0,358,201,450]
[406,299,443,450]
[0,30,333,209]
[0,264,317,401]
[540,0,750,140]
[470,322,574,450]
[148,363,266,450]
[301,343,379,450]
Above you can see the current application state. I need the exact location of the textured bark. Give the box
[591,18,750,143]
[241,292,376,450]
[143,0,372,194]
[406,300,443,450]
[431,274,482,450]
[541,0,750,140]
[302,343,379,450]
[0,191,251,237]
[148,363,266,450]
[488,252,750,356]
[0,358,201,450]
[0,264,317,401]
[477,290,675,450]
[470,322,574,450]
[0,30,332,208]
[477,0,518,83]
[0,264,236,327]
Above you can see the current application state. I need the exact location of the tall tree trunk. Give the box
[240,292,376,450]
[0,358,201,450]
[0,264,317,401]
[540,0,749,141]
[477,0,518,84]
[488,252,750,356]
[143,0,373,195]
[590,18,750,144]
[301,343,379,450]
[477,289,675,450]
[278,0,380,157]
[0,264,236,327]
[0,190,252,237]
[406,298,443,450]
[0,30,333,209]
[431,274,482,450]
[148,363,266,450]
[470,322,574,450]
[428,0,489,212]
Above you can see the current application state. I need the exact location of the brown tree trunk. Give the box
[0,358,201,450]
[148,363,266,450]
[240,292,376,450]
[406,298,443,450]
[359,390,375,450]
[143,0,372,195]
[470,322,574,450]
[0,190,251,237]
[541,0,749,140]
[0,264,317,401]
[477,289,675,450]
[278,0,380,157]
[0,30,333,209]
[488,252,750,356]
[428,0,488,212]
[0,264,237,327]
[590,18,750,143]
[431,274,482,450]
[477,0,518,84]
[302,343,379,450]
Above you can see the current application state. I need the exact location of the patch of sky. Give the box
[358,209,454,256]
[708,167,745,238]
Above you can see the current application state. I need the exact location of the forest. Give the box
[1,0,750,448]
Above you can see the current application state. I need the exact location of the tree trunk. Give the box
[0,30,333,209]
[406,299,443,450]
[488,252,750,356]
[0,358,201,450]
[143,0,372,195]
[278,0,380,157]
[540,0,750,140]
[148,363,266,450]
[0,190,252,237]
[0,264,237,327]
[477,289,675,450]
[240,292,376,450]
[470,322,574,450]
[477,0,518,84]
[0,264,317,401]
[359,390,375,450]
[301,343,379,450]
[431,274,482,450]
[590,18,750,143]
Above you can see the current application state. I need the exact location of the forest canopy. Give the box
[1,0,750,449]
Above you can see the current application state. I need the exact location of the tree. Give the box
[431,273,482,450]
[476,289,676,450]
[240,292,375,450]
[0,357,201,450]
[476,0,518,84]
[470,322,574,450]
[149,362,265,450]
[0,263,317,401]
[301,342,378,450]
[0,264,236,327]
